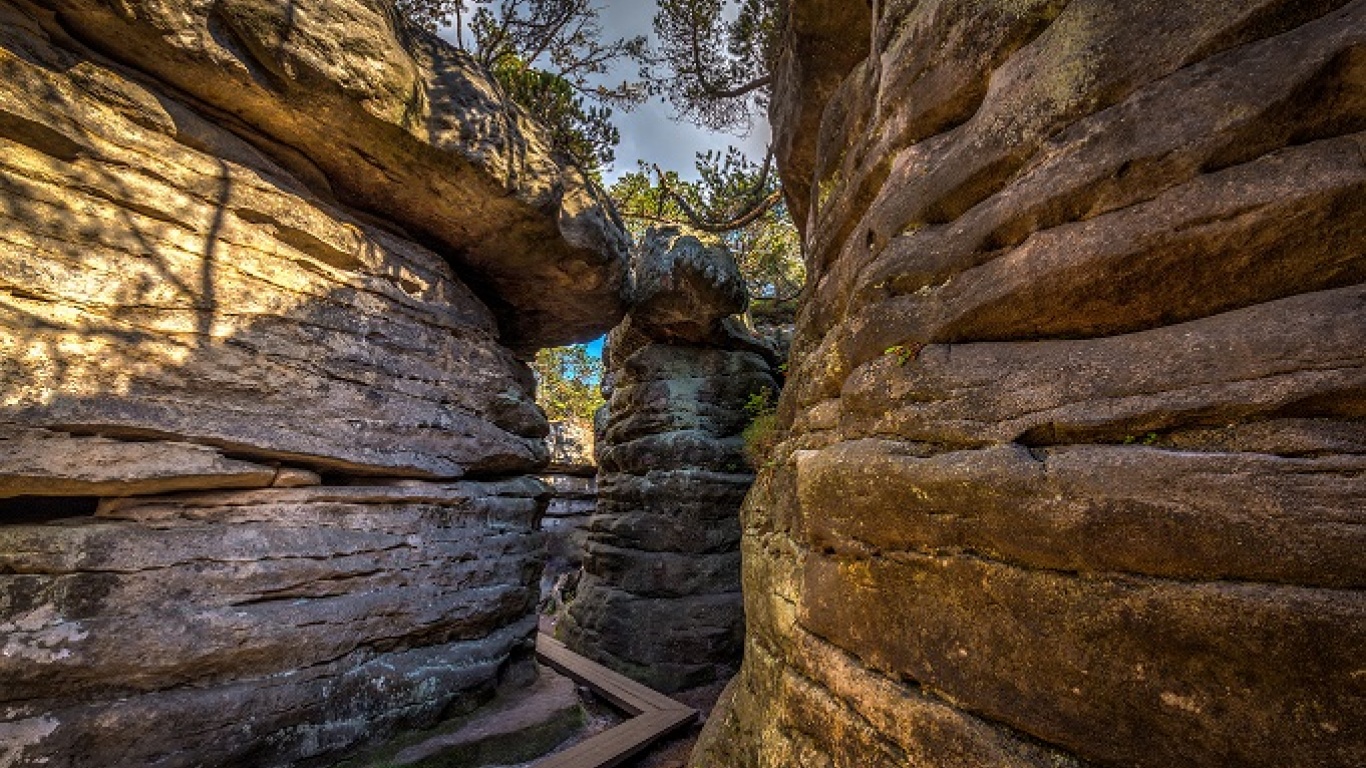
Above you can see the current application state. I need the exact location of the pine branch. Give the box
[649,163,784,233]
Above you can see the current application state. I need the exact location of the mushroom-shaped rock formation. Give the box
[559,228,780,692]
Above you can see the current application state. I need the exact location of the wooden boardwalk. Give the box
[533,634,698,768]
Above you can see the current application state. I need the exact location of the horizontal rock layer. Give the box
[0,480,546,768]
[694,1,1366,767]
[0,425,322,498]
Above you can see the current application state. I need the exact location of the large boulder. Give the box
[0,480,545,768]
[0,0,627,764]
[0,0,632,478]
[559,229,779,692]
[30,0,628,351]
[694,1,1366,767]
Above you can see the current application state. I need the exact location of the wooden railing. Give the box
[533,634,698,768]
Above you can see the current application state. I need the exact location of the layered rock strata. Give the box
[0,0,622,477]
[694,2,1366,767]
[539,420,597,607]
[0,0,627,765]
[561,229,780,692]
[24,0,628,351]
[1,481,545,768]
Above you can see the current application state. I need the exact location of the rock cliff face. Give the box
[0,0,627,765]
[539,420,596,607]
[694,2,1366,767]
[560,229,780,692]
[1,481,546,767]
[23,0,628,352]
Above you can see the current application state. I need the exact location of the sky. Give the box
[592,1,771,182]
[437,1,770,183]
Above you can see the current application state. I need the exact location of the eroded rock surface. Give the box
[0,1,628,765]
[0,481,545,768]
[0,425,308,497]
[28,0,628,350]
[560,228,779,692]
[545,419,597,476]
[694,2,1366,767]
[0,0,595,478]
[539,420,597,607]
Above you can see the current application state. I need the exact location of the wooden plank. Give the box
[532,633,699,768]
[536,634,687,715]
[533,709,697,768]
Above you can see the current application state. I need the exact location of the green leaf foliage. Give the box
[609,149,804,302]
[532,344,606,422]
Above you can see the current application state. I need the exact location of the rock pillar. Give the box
[560,228,780,692]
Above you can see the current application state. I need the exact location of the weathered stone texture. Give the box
[539,421,597,604]
[560,229,779,692]
[544,419,596,476]
[694,2,1366,767]
[0,480,546,768]
[538,472,595,604]
[0,1,627,765]
[0,0,589,478]
[0,425,313,497]
[27,0,628,350]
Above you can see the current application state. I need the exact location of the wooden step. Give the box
[533,633,698,768]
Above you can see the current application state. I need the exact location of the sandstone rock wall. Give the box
[1,481,544,768]
[0,1,627,765]
[694,2,1366,767]
[560,229,779,692]
[539,420,597,606]
[27,0,628,351]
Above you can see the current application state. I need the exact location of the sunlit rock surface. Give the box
[0,0,628,765]
[560,228,780,692]
[694,1,1366,767]
[28,0,629,351]
[0,0,591,477]
[544,419,597,476]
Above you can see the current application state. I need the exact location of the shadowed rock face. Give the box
[694,2,1366,767]
[0,481,546,768]
[560,228,780,692]
[539,421,597,607]
[0,0,627,765]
